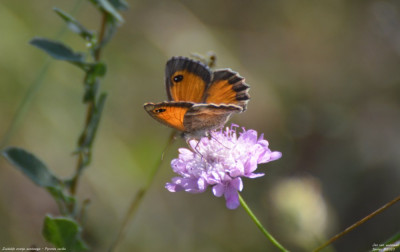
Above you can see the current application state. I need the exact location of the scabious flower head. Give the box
[165,124,282,209]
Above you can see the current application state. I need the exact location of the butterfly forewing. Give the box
[165,57,212,103]
[144,102,193,131]
[204,70,250,111]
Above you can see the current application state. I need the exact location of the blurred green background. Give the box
[1,0,400,251]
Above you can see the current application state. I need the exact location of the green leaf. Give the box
[86,62,107,80]
[2,147,61,188]
[380,232,400,251]
[89,0,124,24]
[109,0,129,11]
[78,93,107,147]
[30,37,85,63]
[53,8,94,41]
[43,215,88,251]
[82,63,106,102]
[46,186,76,215]
[91,62,107,77]
[83,80,99,103]
[86,93,107,147]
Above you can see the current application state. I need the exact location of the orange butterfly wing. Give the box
[204,70,250,111]
[165,57,211,102]
[144,102,192,131]
[144,57,250,138]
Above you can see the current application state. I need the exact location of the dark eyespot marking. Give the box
[154,108,166,113]
[173,75,184,82]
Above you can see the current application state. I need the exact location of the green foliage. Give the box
[80,93,107,148]
[89,0,124,24]
[89,62,107,77]
[53,8,94,42]
[109,0,129,10]
[1,0,126,249]
[29,38,108,72]
[30,38,85,63]
[2,147,61,188]
[43,216,88,251]
[83,63,107,101]
[1,147,77,215]
[381,232,400,251]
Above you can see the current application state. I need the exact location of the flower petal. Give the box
[270,151,283,161]
[212,184,225,197]
[246,172,265,179]
[231,177,243,191]
[244,155,258,174]
[230,162,244,177]
[224,184,240,209]
[165,124,281,210]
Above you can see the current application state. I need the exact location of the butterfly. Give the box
[144,56,250,139]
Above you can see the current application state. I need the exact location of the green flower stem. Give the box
[239,193,289,252]
[108,132,176,252]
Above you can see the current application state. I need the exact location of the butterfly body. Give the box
[144,56,250,138]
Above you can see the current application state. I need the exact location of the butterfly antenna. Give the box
[190,51,217,68]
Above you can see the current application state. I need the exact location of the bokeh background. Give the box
[1,0,400,251]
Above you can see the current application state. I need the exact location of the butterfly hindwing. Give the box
[183,104,242,135]
[144,102,194,131]
[165,57,212,103]
[204,69,250,111]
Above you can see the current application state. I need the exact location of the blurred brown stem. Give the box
[94,13,108,61]
[313,194,400,252]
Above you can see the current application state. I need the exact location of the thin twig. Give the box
[108,131,176,252]
[313,194,400,252]
[94,13,108,61]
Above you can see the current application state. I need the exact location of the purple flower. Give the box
[165,124,282,209]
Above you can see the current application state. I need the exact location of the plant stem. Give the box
[108,132,176,252]
[239,193,289,252]
[69,11,108,196]
[313,194,400,252]
[94,13,108,61]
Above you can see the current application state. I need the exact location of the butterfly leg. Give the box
[185,137,205,159]
[208,130,230,149]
